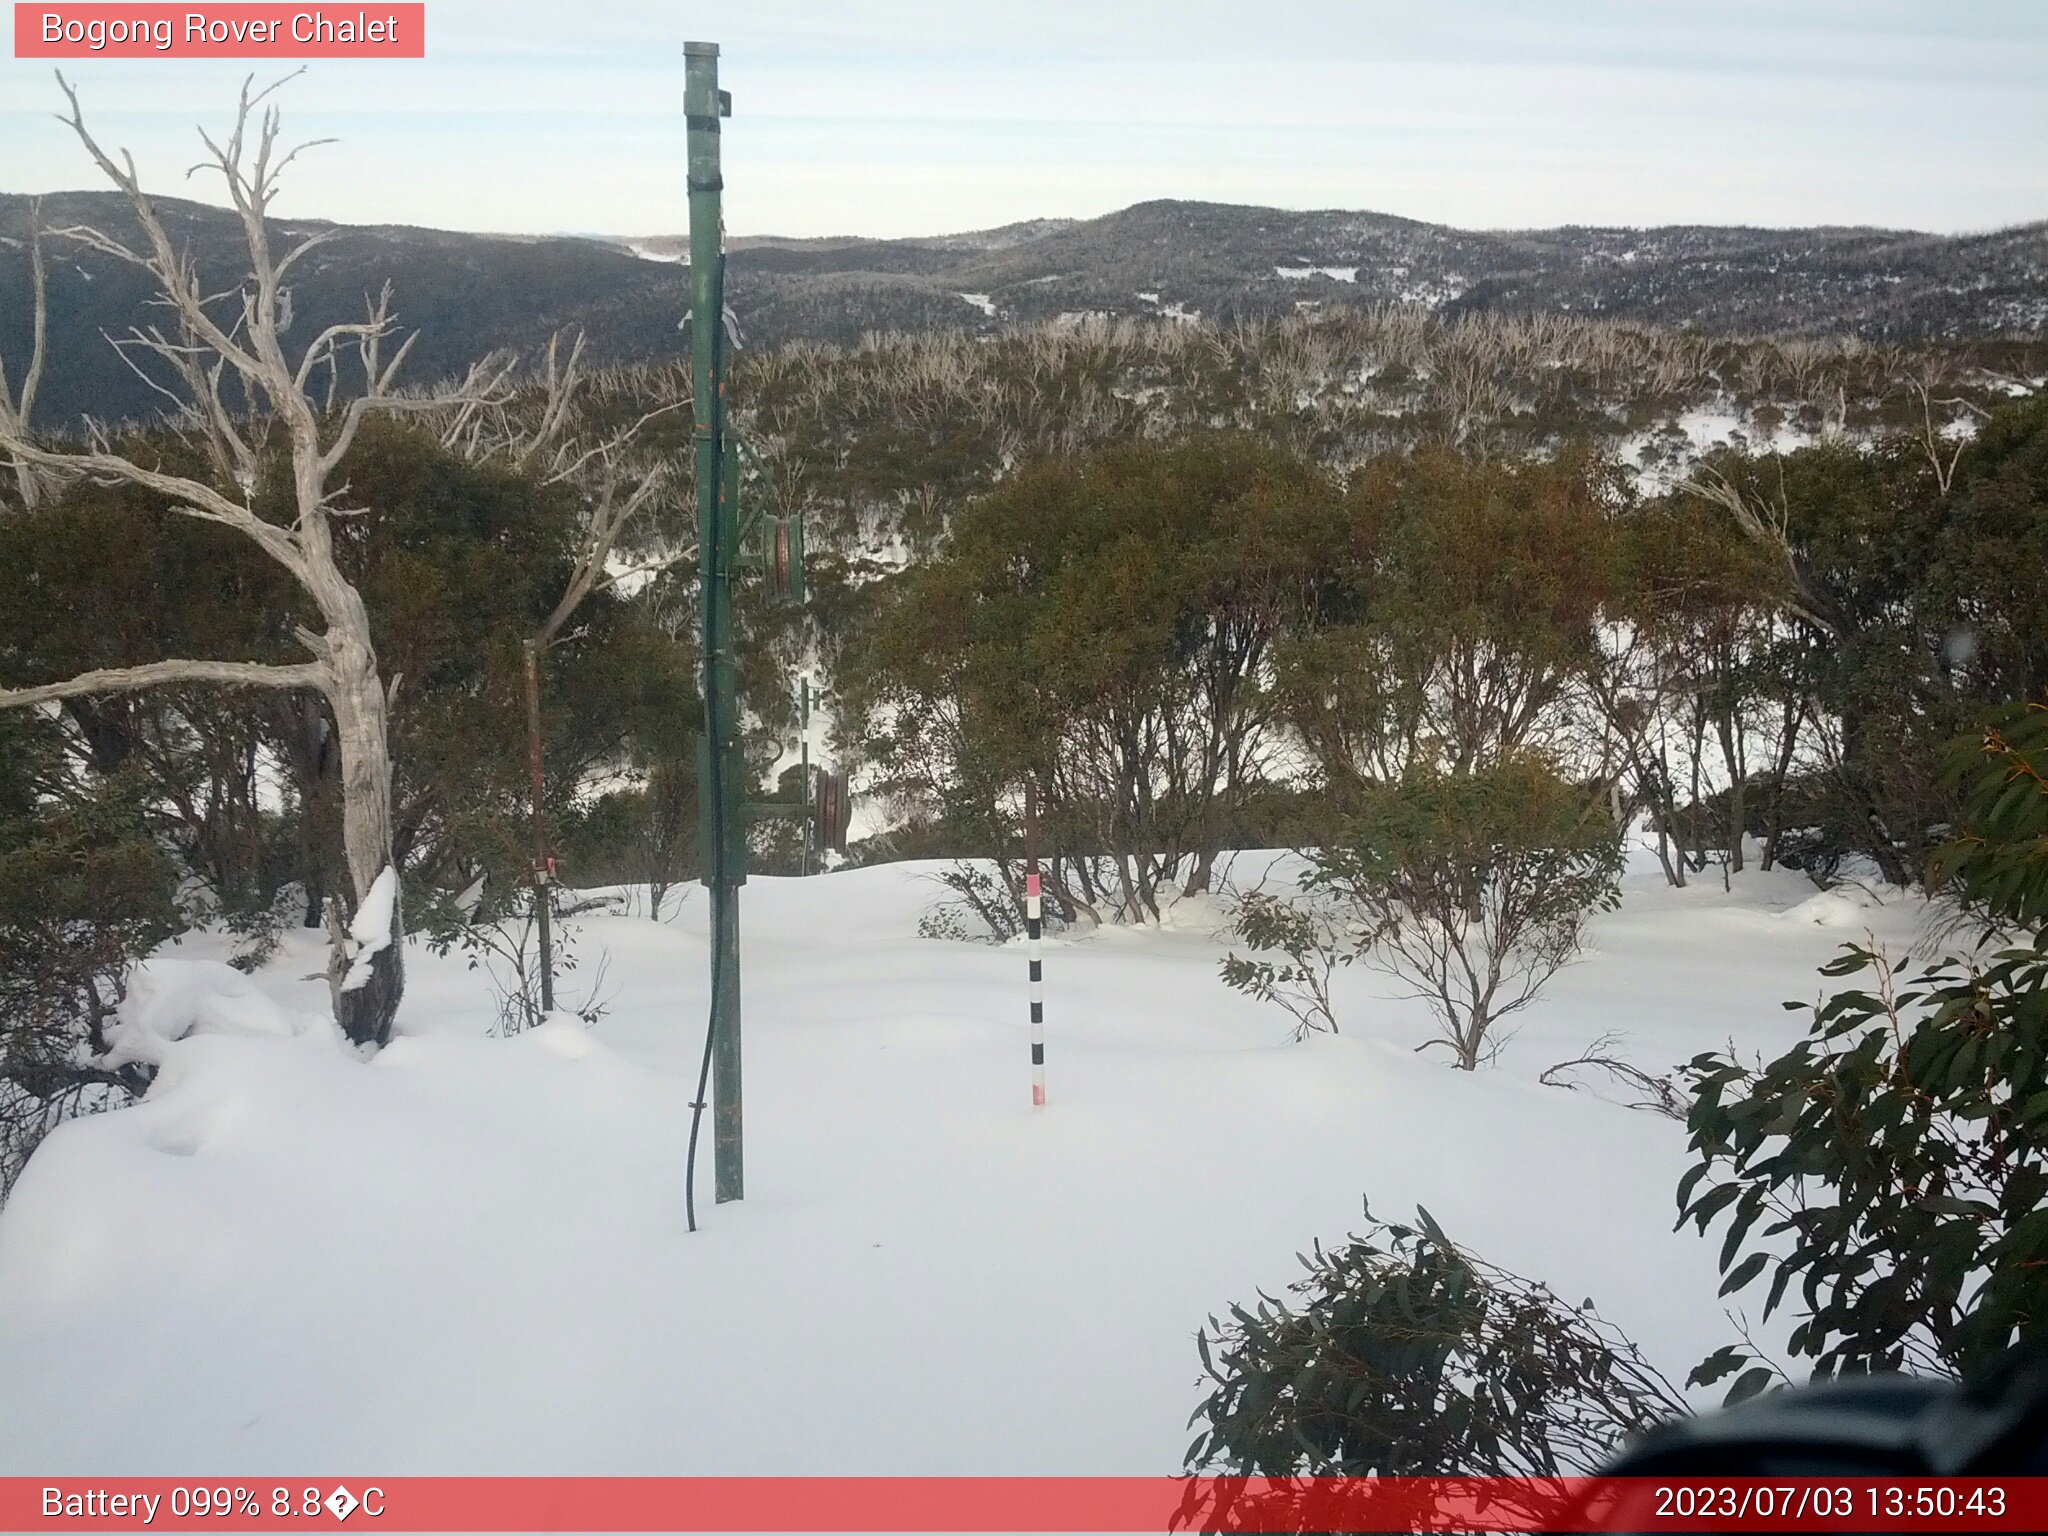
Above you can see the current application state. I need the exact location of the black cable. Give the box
[684,925,719,1233]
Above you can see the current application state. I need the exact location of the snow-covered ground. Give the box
[0,854,1918,1475]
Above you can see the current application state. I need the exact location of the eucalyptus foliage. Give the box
[1931,698,2048,936]
[1680,936,2048,1392]
[1220,888,1348,1040]
[1681,707,2048,1394]
[1185,1204,1688,1480]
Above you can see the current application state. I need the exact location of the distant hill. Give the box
[697,201,2047,349]
[0,191,688,429]
[2,192,2041,427]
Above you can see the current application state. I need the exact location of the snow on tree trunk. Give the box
[324,615,404,1048]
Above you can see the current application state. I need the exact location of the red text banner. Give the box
[14,5,425,58]
[3,1476,2047,1532]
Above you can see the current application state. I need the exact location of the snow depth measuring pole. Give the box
[687,39,744,1208]
[1025,780,1046,1107]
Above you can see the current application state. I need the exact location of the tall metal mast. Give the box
[685,39,744,1206]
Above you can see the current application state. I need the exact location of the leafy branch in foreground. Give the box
[1680,704,2048,1395]
[1186,1203,1688,1482]
[1678,935,2048,1389]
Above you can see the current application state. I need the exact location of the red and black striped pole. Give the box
[1025,778,1046,1108]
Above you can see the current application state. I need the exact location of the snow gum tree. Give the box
[1271,450,1618,789]
[0,76,499,1046]
[846,433,1341,924]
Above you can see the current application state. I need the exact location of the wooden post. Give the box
[521,637,555,1016]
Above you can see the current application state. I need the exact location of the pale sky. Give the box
[2,1,2043,238]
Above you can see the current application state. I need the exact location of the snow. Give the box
[1397,275,1468,306]
[1779,887,1880,928]
[0,854,1920,1475]
[621,241,686,265]
[102,959,307,1070]
[1274,264,1358,283]
[601,547,669,600]
[1621,399,1826,491]
[340,866,397,993]
[956,292,997,318]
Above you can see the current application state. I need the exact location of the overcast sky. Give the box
[2,1,2043,238]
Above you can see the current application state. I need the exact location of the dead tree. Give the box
[1902,363,1989,498]
[1678,466,1845,641]
[0,74,500,1046]
[0,198,50,510]
[439,329,687,1000]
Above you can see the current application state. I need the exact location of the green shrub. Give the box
[0,756,180,1198]
[1185,1205,1687,1481]
[1305,759,1624,1068]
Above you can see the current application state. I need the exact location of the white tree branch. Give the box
[0,658,325,710]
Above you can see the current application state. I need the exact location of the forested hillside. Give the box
[5,190,2042,427]
[699,201,2048,348]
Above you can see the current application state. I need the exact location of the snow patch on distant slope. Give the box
[622,242,686,265]
[1397,275,1468,307]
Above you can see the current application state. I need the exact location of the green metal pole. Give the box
[686,40,743,1205]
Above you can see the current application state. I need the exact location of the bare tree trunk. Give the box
[1719,707,1748,875]
[0,198,51,512]
[1759,693,1804,872]
[325,626,403,1042]
[280,692,338,927]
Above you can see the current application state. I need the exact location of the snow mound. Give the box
[1779,889,1874,928]
[105,959,305,1068]
[525,1015,598,1059]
